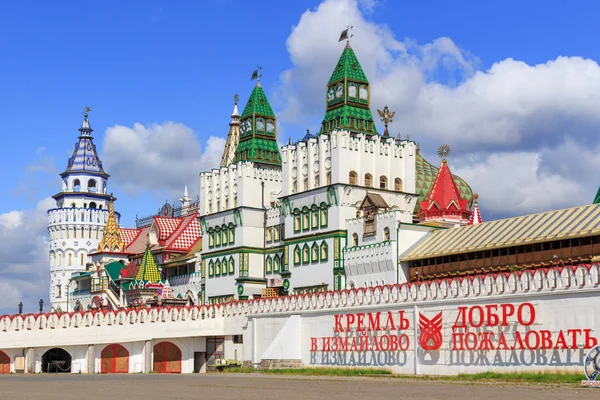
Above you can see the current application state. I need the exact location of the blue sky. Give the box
[2,0,600,313]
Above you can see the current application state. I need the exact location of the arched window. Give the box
[352,233,358,246]
[215,229,221,246]
[303,178,308,191]
[302,245,310,264]
[379,176,387,189]
[293,211,301,233]
[394,178,402,192]
[302,208,309,231]
[208,261,214,277]
[311,207,319,229]
[292,180,297,193]
[274,255,280,272]
[80,253,84,266]
[365,174,372,187]
[215,260,221,275]
[58,253,62,267]
[67,253,72,266]
[228,258,234,274]
[349,171,358,185]
[326,172,331,185]
[88,179,97,193]
[384,227,390,241]
[294,246,301,265]
[73,179,81,192]
[89,202,97,209]
[314,175,320,188]
[208,229,214,247]
[71,203,76,208]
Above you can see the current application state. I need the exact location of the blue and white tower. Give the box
[47,109,117,311]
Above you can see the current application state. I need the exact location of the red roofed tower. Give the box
[419,145,472,226]
[468,194,483,225]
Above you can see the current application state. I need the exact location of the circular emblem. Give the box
[237,285,244,295]
[584,345,600,381]
[282,279,290,291]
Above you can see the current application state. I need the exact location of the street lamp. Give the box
[39,299,44,313]
[18,302,23,315]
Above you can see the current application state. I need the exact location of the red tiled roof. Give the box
[419,159,471,222]
[120,262,139,279]
[154,216,184,242]
[119,228,142,248]
[167,214,201,251]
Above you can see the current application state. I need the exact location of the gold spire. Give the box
[98,197,124,253]
[220,94,241,168]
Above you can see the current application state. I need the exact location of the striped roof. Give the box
[154,216,183,242]
[400,203,600,261]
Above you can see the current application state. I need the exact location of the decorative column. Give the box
[144,340,152,373]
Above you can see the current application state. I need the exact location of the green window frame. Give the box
[293,211,301,233]
[320,204,328,228]
[273,225,280,241]
[222,225,228,245]
[294,245,301,265]
[215,228,221,246]
[311,207,319,229]
[229,257,235,274]
[302,244,310,265]
[266,227,272,243]
[320,241,328,261]
[302,208,310,231]
[311,243,319,263]
[208,229,214,248]
[208,260,214,277]
[266,256,272,274]
[240,253,249,277]
[215,260,221,276]
[274,254,280,273]
[229,224,235,244]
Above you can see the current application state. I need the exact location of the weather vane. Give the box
[233,94,239,105]
[377,105,395,137]
[437,144,451,160]
[251,65,262,81]
[339,24,354,42]
[82,105,92,118]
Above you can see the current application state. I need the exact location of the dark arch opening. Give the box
[42,348,72,373]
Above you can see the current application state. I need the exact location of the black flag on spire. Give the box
[251,65,262,81]
[338,25,354,42]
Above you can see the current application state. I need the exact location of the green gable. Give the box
[104,261,124,282]
[234,82,281,167]
[594,186,600,204]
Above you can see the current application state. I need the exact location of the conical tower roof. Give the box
[98,197,124,252]
[320,42,377,136]
[61,112,108,178]
[419,155,471,224]
[135,244,162,283]
[468,194,483,225]
[221,95,241,168]
[234,82,281,167]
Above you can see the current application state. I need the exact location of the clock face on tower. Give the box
[327,87,334,100]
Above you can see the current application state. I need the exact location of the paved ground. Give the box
[0,373,597,400]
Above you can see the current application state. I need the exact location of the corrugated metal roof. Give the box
[400,203,600,261]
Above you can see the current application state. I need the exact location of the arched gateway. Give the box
[153,341,181,373]
[42,348,71,373]
[101,344,129,373]
[0,351,9,374]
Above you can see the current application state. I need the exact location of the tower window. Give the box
[73,179,81,192]
[384,227,390,241]
[379,176,387,189]
[349,171,358,185]
[87,179,97,193]
[89,202,97,209]
[364,174,372,187]
[394,178,402,192]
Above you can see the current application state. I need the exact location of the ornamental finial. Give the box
[437,144,451,161]
[234,94,239,105]
[82,105,92,118]
[251,65,262,82]
[377,105,395,137]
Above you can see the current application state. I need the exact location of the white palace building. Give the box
[1,39,600,378]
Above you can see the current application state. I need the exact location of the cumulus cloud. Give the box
[102,122,225,197]
[0,197,54,314]
[276,0,600,216]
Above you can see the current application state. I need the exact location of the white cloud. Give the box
[102,122,225,198]
[0,197,54,314]
[276,0,600,216]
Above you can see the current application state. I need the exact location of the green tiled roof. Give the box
[234,138,281,166]
[328,43,368,84]
[594,186,600,204]
[241,83,274,119]
[104,261,124,282]
[320,104,378,134]
[415,154,473,213]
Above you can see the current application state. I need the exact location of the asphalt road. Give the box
[0,373,596,400]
